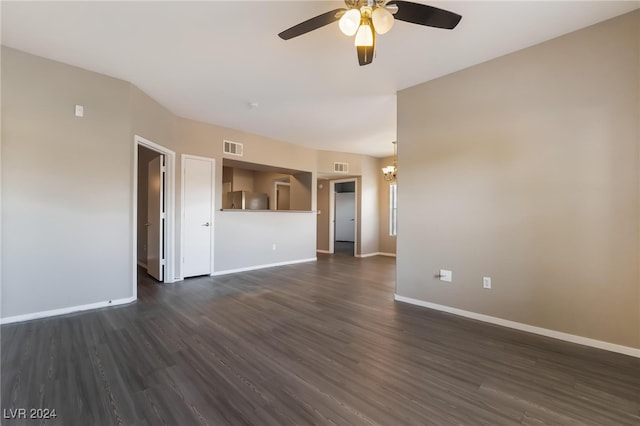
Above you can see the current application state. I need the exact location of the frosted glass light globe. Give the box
[372,7,394,34]
[354,22,374,47]
[339,9,362,36]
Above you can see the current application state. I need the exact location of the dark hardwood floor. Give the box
[334,241,355,256]
[2,255,640,425]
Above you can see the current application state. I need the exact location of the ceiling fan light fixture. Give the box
[371,7,394,34]
[339,8,362,36]
[354,19,374,47]
[278,1,462,66]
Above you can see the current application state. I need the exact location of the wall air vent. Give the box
[333,162,349,173]
[223,140,243,156]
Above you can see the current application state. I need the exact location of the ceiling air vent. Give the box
[334,162,349,173]
[223,140,243,156]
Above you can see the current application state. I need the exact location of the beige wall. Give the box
[232,168,254,192]
[378,156,397,255]
[317,150,365,176]
[359,156,380,256]
[177,117,319,211]
[2,47,133,318]
[130,85,177,152]
[397,11,640,349]
[290,172,312,211]
[316,180,330,251]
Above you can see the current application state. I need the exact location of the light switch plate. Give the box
[439,269,452,282]
[75,104,84,117]
[483,277,491,289]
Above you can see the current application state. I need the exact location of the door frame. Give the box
[132,135,177,299]
[180,154,216,278]
[329,178,358,255]
[146,155,165,281]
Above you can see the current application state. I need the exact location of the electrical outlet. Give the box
[439,269,452,282]
[272,243,277,251]
[483,277,491,289]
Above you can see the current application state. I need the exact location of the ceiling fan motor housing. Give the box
[345,0,389,8]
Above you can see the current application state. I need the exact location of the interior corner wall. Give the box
[1,47,133,318]
[378,156,396,255]
[397,11,640,349]
[637,11,640,345]
[290,172,312,211]
[358,156,380,256]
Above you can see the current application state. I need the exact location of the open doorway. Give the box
[133,135,176,296]
[274,180,291,210]
[329,178,358,256]
[137,145,164,281]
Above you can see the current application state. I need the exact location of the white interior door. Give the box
[147,155,164,281]
[335,192,355,242]
[183,156,214,277]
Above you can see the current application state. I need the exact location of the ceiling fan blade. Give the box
[387,1,461,29]
[278,8,346,40]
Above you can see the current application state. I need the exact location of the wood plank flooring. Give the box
[2,254,640,425]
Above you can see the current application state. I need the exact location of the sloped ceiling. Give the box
[2,1,638,157]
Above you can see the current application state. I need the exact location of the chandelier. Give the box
[382,141,397,182]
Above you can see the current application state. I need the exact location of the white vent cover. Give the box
[333,162,349,173]
[223,140,243,156]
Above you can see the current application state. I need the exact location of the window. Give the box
[389,183,397,236]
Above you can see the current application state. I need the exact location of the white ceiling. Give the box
[2,1,638,157]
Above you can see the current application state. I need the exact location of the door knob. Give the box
[202,222,210,227]
[144,222,151,227]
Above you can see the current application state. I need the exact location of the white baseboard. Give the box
[356,252,396,258]
[0,296,137,325]
[316,250,331,254]
[355,252,378,258]
[211,258,317,276]
[394,294,640,359]
[378,252,397,257]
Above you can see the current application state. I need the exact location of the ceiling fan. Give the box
[278,0,462,66]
